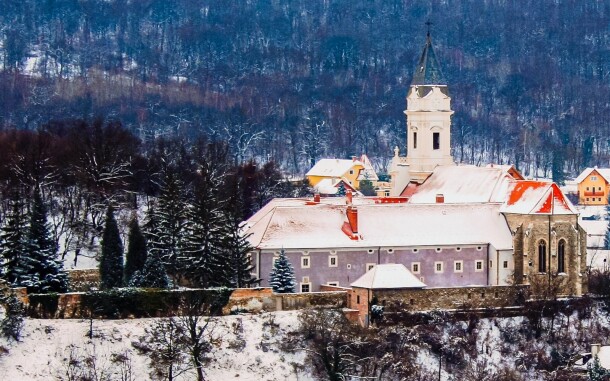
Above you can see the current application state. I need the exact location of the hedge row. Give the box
[28,287,233,319]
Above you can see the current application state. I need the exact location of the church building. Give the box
[244,32,587,298]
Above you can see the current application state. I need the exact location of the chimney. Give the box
[592,343,601,358]
[347,205,358,234]
[346,190,353,204]
[436,194,444,203]
[314,193,320,203]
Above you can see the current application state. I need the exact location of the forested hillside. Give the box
[1,0,610,180]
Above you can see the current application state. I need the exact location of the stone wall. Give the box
[222,288,275,314]
[67,268,100,292]
[278,291,347,311]
[349,285,529,325]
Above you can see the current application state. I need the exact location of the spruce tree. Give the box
[124,215,147,283]
[156,170,188,275]
[24,189,68,293]
[129,249,170,289]
[0,192,29,287]
[99,205,124,289]
[182,166,226,288]
[269,249,296,293]
[336,183,347,197]
[222,186,257,288]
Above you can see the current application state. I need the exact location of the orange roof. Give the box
[503,181,576,215]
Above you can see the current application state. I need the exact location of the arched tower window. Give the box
[538,240,547,273]
[558,239,566,273]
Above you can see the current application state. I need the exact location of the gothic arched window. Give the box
[558,239,566,273]
[538,240,547,273]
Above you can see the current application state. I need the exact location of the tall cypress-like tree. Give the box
[24,189,68,293]
[0,192,29,287]
[124,215,147,283]
[99,205,124,289]
[269,249,296,293]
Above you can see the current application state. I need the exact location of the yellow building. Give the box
[575,167,610,205]
[306,155,378,193]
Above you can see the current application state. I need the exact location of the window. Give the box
[411,262,420,274]
[347,264,352,269]
[384,190,390,197]
[433,132,440,150]
[599,198,602,201]
[300,283,310,293]
[591,176,598,181]
[301,256,310,269]
[349,170,354,175]
[413,132,418,149]
[387,248,394,253]
[586,198,590,202]
[454,261,463,273]
[367,263,376,271]
[586,187,590,191]
[477,246,483,251]
[412,248,419,253]
[503,261,508,269]
[420,277,425,283]
[538,240,547,273]
[435,247,442,253]
[329,256,338,267]
[327,282,339,287]
[368,249,375,254]
[599,187,602,191]
[434,261,444,273]
[558,239,566,273]
[456,247,461,251]
[475,260,484,272]
[356,295,360,304]
[489,260,493,268]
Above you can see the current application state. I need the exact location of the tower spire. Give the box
[411,22,445,86]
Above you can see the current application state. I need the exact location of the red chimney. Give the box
[436,194,444,203]
[347,206,358,234]
[314,193,320,203]
[346,190,353,204]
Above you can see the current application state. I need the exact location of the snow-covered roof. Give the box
[351,264,426,289]
[501,181,577,215]
[306,155,379,181]
[313,178,356,195]
[306,158,363,177]
[408,165,513,204]
[575,167,610,184]
[244,199,513,250]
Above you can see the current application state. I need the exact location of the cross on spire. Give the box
[425,20,433,37]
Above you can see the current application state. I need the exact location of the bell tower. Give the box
[405,29,454,182]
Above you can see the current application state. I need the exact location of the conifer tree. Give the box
[99,205,124,289]
[157,170,188,275]
[0,192,29,287]
[336,183,347,197]
[222,181,257,288]
[24,189,68,293]
[269,249,296,293]
[125,215,147,283]
[181,166,226,287]
[129,248,170,289]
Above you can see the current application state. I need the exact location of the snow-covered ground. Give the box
[0,311,310,381]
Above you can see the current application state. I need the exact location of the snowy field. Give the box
[0,311,310,381]
[1,306,610,380]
